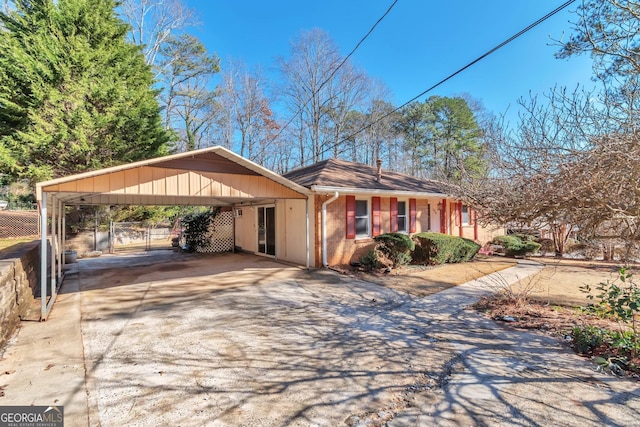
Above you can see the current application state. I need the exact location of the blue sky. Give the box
[184,0,596,123]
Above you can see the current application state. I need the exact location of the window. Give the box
[397,201,407,232]
[355,199,369,237]
[462,205,470,225]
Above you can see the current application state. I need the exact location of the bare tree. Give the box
[158,34,219,135]
[172,79,216,151]
[119,0,196,67]
[555,0,640,78]
[463,74,640,259]
[278,29,369,166]
[214,61,280,164]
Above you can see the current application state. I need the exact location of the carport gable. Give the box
[34,146,311,320]
[36,146,309,207]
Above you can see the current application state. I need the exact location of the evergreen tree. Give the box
[396,96,486,182]
[0,0,171,183]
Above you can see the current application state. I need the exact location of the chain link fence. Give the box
[111,221,174,253]
[0,211,40,239]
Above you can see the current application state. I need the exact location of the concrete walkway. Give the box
[0,254,638,426]
[0,262,88,426]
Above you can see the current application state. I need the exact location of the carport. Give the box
[35,146,312,320]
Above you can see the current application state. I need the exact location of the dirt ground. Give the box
[354,256,640,379]
[347,257,518,297]
[353,256,627,307]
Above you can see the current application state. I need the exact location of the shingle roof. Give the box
[283,158,448,195]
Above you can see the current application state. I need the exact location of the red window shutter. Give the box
[409,198,417,233]
[346,195,356,239]
[440,198,447,234]
[390,197,398,233]
[469,207,475,225]
[371,196,381,236]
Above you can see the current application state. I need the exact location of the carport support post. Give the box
[49,195,57,316]
[40,193,48,320]
[57,200,63,276]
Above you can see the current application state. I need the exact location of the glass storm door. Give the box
[257,206,276,256]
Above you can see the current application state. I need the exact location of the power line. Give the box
[268,0,398,144]
[321,0,576,159]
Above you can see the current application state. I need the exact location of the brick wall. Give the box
[321,195,441,266]
[317,195,503,267]
[0,241,40,349]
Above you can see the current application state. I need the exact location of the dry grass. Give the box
[511,257,626,307]
[0,238,36,257]
[351,256,517,297]
[355,255,628,307]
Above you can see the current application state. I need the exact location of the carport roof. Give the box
[36,146,311,207]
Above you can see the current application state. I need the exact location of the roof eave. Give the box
[309,185,452,198]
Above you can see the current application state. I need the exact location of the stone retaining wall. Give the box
[0,241,40,348]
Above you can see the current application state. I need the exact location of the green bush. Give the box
[571,325,606,354]
[374,232,415,268]
[359,249,383,271]
[581,267,639,353]
[182,208,220,252]
[411,232,480,265]
[493,235,541,257]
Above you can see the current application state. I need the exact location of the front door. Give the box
[257,206,275,256]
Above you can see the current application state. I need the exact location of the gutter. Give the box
[310,185,449,199]
[321,191,339,267]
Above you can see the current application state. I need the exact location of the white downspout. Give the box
[321,192,339,267]
[305,198,310,270]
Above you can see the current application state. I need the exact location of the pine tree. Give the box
[0,0,171,183]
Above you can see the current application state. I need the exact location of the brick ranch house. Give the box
[284,158,504,267]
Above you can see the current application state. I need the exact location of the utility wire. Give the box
[321,0,576,159]
[268,0,398,144]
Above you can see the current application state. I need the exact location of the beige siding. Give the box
[276,199,309,266]
[234,207,257,253]
[233,199,314,267]
[42,166,306,200]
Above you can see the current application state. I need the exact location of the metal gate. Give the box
[110,221,173,253]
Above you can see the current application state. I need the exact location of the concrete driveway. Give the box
[1,251,639,426]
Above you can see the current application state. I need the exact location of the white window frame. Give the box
[397,199,408,233]
[462,205,470,225]
[355,198,370,238]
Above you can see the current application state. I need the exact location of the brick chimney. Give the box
[376,159,382,182]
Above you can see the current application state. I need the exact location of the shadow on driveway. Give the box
[1,252,638,426]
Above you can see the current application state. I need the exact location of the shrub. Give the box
[182,208,220,252]
[359,249,383,271]
[571,325,607,354]
[374,232,415,268]
[411,232,480,265]
[581,267,639,354]
[492,235,540,257]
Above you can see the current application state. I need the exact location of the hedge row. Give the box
[361,232,481,269]
[412,232,481,265]
[492,235,541,257]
